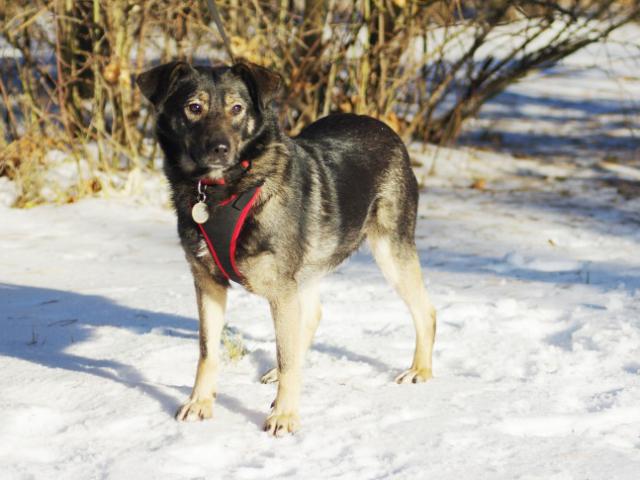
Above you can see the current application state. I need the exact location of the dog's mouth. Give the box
[191,158,251,186]
[191,164,226,183]
[200,168,225,182]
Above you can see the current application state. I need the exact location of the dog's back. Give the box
[295,113,412,187]
[289,113,419,272]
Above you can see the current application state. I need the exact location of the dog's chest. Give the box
[195,239,210,260]
[189,219,264,283]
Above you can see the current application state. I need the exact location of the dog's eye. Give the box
[231,104,243,115]
[188,103,203,115]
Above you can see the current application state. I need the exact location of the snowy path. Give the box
[1,160,639,478]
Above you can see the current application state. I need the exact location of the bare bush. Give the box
[1,0,639,206]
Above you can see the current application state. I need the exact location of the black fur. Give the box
[138,60,435,433]
[137,61,418,289]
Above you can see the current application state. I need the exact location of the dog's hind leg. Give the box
[261,280,322,383]
[368,234,436,383]
[176,273,227,421]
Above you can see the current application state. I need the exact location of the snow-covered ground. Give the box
[459,23,640,166]
[2,29,640,480]
[2,158,639,478]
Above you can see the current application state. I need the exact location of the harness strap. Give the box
[197,186,261,283]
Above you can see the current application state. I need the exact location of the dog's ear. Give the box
[231,60,282,111]
[136,61,193,108]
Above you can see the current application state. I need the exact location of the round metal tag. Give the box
[191,201,209,224]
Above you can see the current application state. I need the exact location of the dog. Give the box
[136,60,436,436]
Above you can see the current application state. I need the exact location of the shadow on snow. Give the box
[458,90,640,160]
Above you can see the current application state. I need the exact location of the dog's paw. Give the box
[260,367,278,384]
[395,368,433,384]
[175,397,214,421]
[263,412,300,436]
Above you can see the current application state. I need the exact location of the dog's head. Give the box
[137,61,282,182]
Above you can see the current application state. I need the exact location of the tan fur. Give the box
[195,240,209,258]
[175,267,227,421]
[240,252,280,296]
[261,280,322,384]
[263,286,303,435]
[184,91,210,121]
[368,235,436,383]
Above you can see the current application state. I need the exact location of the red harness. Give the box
[195,160,261,283]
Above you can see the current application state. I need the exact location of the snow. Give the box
[2,27,640,480]
[2,159,639,478]
[458,24,640,165]
[0,177,18,207]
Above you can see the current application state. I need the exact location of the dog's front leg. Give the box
[176,275,227,421]
[264,288,302,436]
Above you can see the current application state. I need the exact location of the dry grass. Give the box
[221,326,248,362]
[1,0,639,207]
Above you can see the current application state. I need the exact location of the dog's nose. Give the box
[213,143,229,155]
[207,140,230,164]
